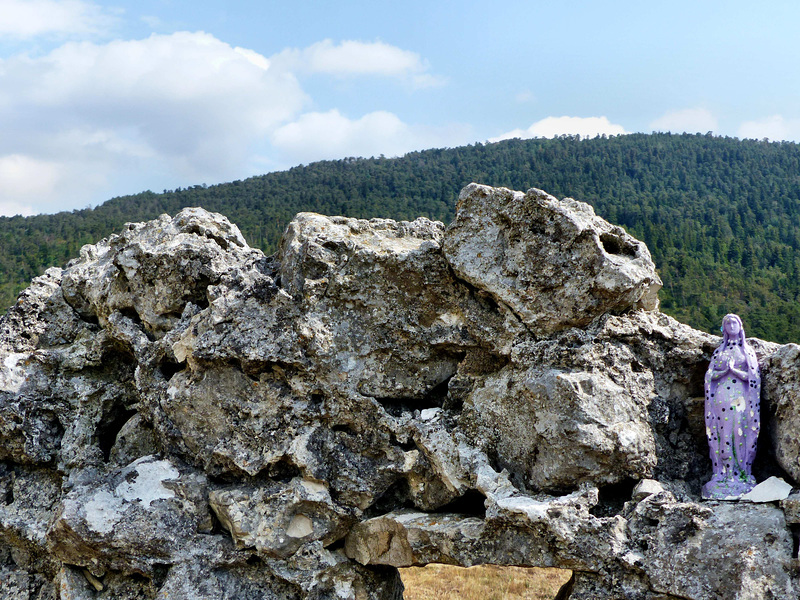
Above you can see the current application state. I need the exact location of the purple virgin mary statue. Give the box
[702,314,761,499]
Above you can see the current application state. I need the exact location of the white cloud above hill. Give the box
[490,116,627,142]
[271,109,471,164]
[649,108,717,134]
[738,115,800,141]
[0,28,455,215]
[0,31,309,213]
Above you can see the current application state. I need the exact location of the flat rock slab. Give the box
[741,476,794,503]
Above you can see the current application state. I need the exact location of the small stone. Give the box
[740,477,794,503]
[419,408,441,421]
[632,479,665,501]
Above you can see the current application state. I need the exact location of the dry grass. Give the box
[399,564,572,600]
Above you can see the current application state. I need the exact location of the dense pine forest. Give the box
[2,132,800,343]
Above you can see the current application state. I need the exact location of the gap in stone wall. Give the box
[399,564,573,600]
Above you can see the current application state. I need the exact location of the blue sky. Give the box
[1,0,799,216]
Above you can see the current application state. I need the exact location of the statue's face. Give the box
[724,317,741,336]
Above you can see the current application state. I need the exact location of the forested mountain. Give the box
[2,132,800,343]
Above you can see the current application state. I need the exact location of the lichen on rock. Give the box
[0,185,797,599]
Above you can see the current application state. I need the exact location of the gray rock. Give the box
[632,479,665,500]
[56,565,159,599]
[0,190,797,599]
[346,489,796,599]
[209,477,355,559]
[46,456,219,575]
[61,208,258,339]
[456,309,725,494]
[629,495,795,599]
[780,492,800,523]
[0,465,62,599]
[442,184,662,335]
[274,211,518,398]
[763,343,800,483]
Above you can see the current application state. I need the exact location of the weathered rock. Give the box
[456,309,727,493]
[0,464,62,599]
[345,484,611,570]
[209,477,354,559]
[763,343,800,483]
[780,492,800,523]
[443,184,662,334]
[57,565,159,599]
[0,554,57,600]
[0,186,798,599]
[0,267,89,355]
[400,410,471,510]
[60,208,257,339]
[347,488,796,600]
[459,356,657,492]
[627,494,795,599]
[149,210,516,509]
[275,211,519,397]
[46,456,216,575]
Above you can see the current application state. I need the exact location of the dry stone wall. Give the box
[1,185,798,599]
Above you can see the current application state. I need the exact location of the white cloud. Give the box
[650,108,718,134]
[0,31,448,214]
[272,39,444,87]
[272,110,409,161]
[0,155,62,197]
[271,109,471,164]
[0,200,34,217]
[234,46,271,71]
[307,39,421,75]
[490,116,627,142]
[737,115,799,141]
[0,0,113,38]
[0,31,308,212]
[0,155,62,216]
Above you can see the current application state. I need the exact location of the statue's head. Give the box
[722,313,743,338]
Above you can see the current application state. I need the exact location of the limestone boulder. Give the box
[455,310,724,494]
[458,362,657,491]
[60,208,260,338]
[209,477,355,559]
[0,464,62,596]
[46,456,216,575]
[0,316,137,470]
[627,493,795,600]
[153,210,515,508]
[442,184,662,334]
[275,212,518,398]
[763,343,800,483]
[347,488,796,600]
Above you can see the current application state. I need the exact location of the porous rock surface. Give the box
[443,183,662,333]
[0,185,798,599]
